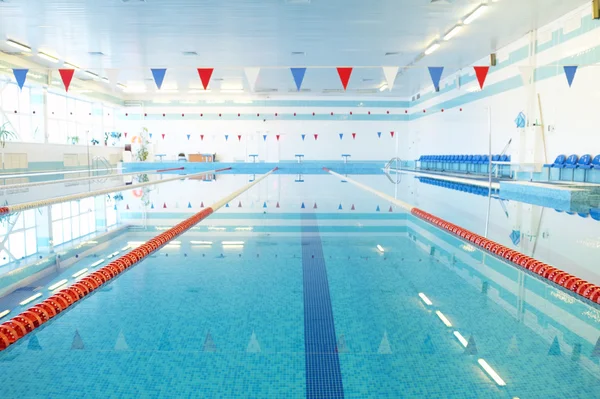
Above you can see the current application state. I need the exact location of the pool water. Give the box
[0,173,599,398]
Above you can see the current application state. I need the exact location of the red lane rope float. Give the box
[410,208,600,304]
[0,167,277,352]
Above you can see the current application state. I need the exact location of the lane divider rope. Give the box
[0,167,228,216]
[0,167,184,191]
[323,167,600,305]
[0,167,278,351]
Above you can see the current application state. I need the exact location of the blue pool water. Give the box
[1,172,599,398]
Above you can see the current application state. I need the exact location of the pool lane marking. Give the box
[301,212,345,399]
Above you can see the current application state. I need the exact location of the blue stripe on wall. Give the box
[301,213,344,399]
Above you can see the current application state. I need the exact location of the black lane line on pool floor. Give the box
[301,213,345,399]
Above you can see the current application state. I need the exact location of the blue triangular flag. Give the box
[428,67,444,92]
[510,230,521,246]
[377,132,381,138]
[548,336,561,356]
[301,134,306,141]
[564,66,577,87]
[291,68,307,91]
[225,135,229,141]
[187,202,192,208]
[301,202,305,209]
[225,203,230,207]
[376,205,380,212]
[263,202,267,208]
[151,68,167,89]
[28,335,42,351]
[13,69,28,90]
[151,203,155,209]
[149,133,153,139]
[339,133,343,140]
[186,134,190,140]
[263,134,267,141]
[71,330,84,350]
[338,203,343,210]
[203,331,217,352]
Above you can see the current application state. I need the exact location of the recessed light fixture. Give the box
[6,39,31,52]
[38,52,59,63]
[188,89,212,93]
[443,25,463,41]
[84,70,99,79]
[424,43,441,55]
[453,331,468,347]
[378,84,388,92]
[117,83,127,89]
[435,310,452,327]
[64,62,80,70]
[418,293,433,306]
[463,4,488,25]
[477,359,506,386]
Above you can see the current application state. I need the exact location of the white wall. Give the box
[403,3,600,162]
[117,105,404,162]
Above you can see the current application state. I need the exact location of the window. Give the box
[51,198,96,246]
[0,210,38,266]
[106,195,117,227]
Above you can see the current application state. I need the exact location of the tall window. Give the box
[0,210,37,267]
[51,198,96,246]
[0,82,44,143]
[105,195,118,227]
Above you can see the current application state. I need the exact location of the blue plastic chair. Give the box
[591,154,600,169]
[544,154,566,168]
[564,154,580,169]
[590,209,600,221]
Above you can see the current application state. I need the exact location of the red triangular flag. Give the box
[314,134,318,140]
[390,131,395,138]
[163,203,167,208]
[389,206,393,212]
[276,134,280,141]
[474,66,490,89]
[197,68,214,90]
[337,67,353,90]
[238,201,242,208]
[351,204,355,211]
[200,201,204,208]
[124,132,128,138]
[313,202,318,209]
[58,69,75,92]
[276,201,280,208]
[200,134,204,140]
[352,133,356,139]
[161,133,165,140]
[238,135,242,141]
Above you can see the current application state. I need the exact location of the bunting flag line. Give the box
[163,203,167,209]
[382,66,399,91]
[352,133,356,139]
[263,134,267,141]
[197,68,214,90]
[473,66,490,90]
[390,131,395,138]
[338,203,343,210]
[149,133,153,139]
[276,201,280,208]
[301,202,306,209]
[225,135,229,141]
[188,202,192,208]
[12,69,28,90]
[376,205,380,212]
[313,202,318,209]
[200,134,204,140]
[564,66,578,87]
[186,134,191,140]
[314,134,318,140]
[161,133,165,140]
[339,133,343,140]
[238,134,242,141]
[58,69,75,92]
[276,134,280,141]
[337,67,353,90]
[301,134,306,141]
[291,68,307,91]
[124,133,128,138]
[518,66,534,86]
[151,68,167,90]
[428,67,444,92]
[105,69,120,90]
[377,132,381,138]
[245,67,260,92]
[263,202,267,208]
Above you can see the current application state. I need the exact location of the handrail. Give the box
[0,167,278,351]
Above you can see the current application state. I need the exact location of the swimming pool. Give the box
[1,170,599,398]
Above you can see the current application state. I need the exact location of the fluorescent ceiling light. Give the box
[188,89,211,93]
[376,244,385,252]
[379,84,388,92]
[48,279,69,291]
[84,70,99,79]
[64,62,80,70]
[424,43,440,55]
[418,293,433,306]
[435,310,452,327]
[19,293,43,306]
[443,25,463,41]
[117,83,127,89]
[477,359,506,386]
[123,88,147,93]
[223,244,244,249]
[221,89,244,93]
[38,52,60,63]
[453,331,468,347]
[158,89,178,93]
[222,241,245,245]
[6,39,31,52]
[463,5,488,25]
[191,241,213,245]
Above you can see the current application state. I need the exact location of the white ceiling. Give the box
[0,0,589,96]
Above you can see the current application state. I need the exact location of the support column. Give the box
[94,196,107,232]
[36,206,54,254]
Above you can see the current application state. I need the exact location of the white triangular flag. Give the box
[244,67,261,92]
[382,66,399,91]
[114,331,129,351]
[105,69,120,90]
[378,331,392,354]
[246,331,261,353]
[518,66,534,86]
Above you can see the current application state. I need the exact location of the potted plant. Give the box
[91,138,100,146]
[0,122,17,148]
[135,127,150,161]
[67,135,80,145]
